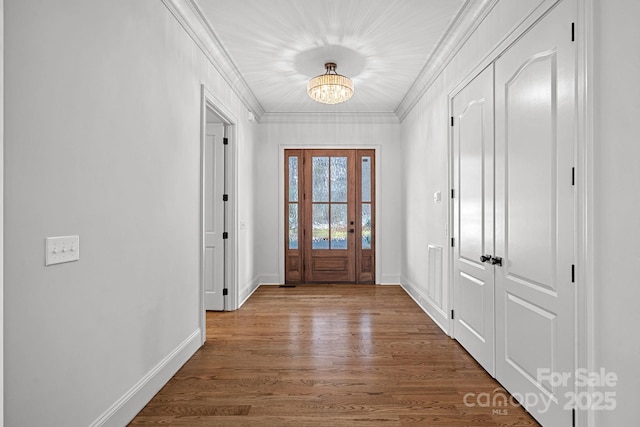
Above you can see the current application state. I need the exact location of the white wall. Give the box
[401,0,640,424]
[0,0,4,424]
[4,1,256,425]
[400,0,550,330]
[592,0,640,424]
[256,117,402,284]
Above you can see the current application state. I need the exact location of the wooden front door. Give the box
[285,149,375,284]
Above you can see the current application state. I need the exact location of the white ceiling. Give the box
[196,0,465,115]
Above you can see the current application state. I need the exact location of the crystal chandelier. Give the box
[307,62,354,104]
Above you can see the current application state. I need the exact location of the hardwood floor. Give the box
[130,285,539,426]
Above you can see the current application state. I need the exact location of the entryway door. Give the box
[452,0,576,425]
[285,149,375,284]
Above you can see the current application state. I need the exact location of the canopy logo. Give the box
[463,369,617,414]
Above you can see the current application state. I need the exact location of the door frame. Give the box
[200,85,238,344]
[278,144,382,285]
[446,0,594,424]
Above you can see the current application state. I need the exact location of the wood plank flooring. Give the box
[130,285,539,426]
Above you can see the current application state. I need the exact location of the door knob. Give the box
[490,256,503,266]
[480,254,492,263]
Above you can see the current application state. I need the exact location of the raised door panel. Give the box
[452,64,495,376]
[494,1,575,425]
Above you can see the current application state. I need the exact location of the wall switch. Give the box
[434,191,441,203]
[45,235,80,266]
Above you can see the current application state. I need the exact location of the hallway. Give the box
[130,285,537,426]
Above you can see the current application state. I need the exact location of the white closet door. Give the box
[452,64,495,376]
[204,123,226,311]
[494,0,575,425]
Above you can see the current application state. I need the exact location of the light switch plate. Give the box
[45,235,80,266]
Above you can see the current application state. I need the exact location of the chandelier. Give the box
[307,62,354,104]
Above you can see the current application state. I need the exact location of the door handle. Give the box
[489,256,503,266]
[480,254,492,263]
[349,229,355,234]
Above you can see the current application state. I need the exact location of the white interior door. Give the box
[204,123,225,311]
[494,0,575,424]
[452,64,495,376]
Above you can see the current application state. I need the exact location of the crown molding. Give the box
[260,111,400,125]
[164,0,497,124]
[162,0,265,120]
[394,0,499,121]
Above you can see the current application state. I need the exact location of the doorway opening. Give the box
[285,149,375,284]
[200,85,238,344]
[203,109,227,312]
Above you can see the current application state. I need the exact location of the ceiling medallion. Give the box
[307,62,354,104]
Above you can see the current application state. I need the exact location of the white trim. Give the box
[278,144,383,285]
[261,112,399,125]
[448,0,563,100]
[395,0,499,121]
[259,275,281,286]
[90,329,201,427]
[0,1,4,423]
[576,0,595,425]
[400,277,450,334]
[238,275,261,308]
[162,0,264,119]
[200,85,240,344]
[379,276,401,285]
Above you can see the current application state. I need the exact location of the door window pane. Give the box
[330,157,348,202]
[312,157,329,202]
[288,156,298,202]
[312,204,329,249]
[330,204,348,249]
[288,203,298,249]
[362,203,372,249]
[362,156,371,202]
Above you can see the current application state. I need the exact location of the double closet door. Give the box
[285,149,375,284]
[452,1,576,425]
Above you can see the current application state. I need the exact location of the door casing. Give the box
[200,85,238,343]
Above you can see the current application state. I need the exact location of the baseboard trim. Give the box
[238,275,261,308]
[400,277,450,335]
[90,328,202,427]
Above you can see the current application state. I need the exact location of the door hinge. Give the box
[451,116,454,126]
[571,22,575,42]
[223,137,229,146]
[222,288,228,296]
[223,194,228,202]
[223,232,229,240]
[451,309,455,319]
[572,167,575,186]
[571,264,575,283]
[451,237,455,247]
[572,408,576,426]
[451,189,455,198]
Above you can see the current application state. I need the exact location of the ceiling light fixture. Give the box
[307,62,354,104]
